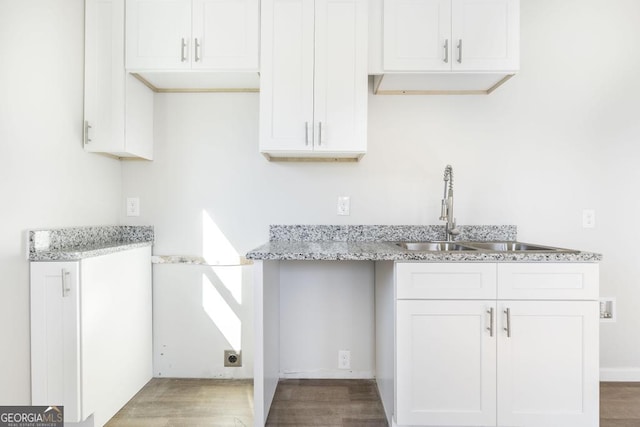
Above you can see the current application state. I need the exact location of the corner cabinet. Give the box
[84,0,154,160]
[388,262,599,427]
[125,0,259,71]
[30,247,152,427]
[259,0,368,160]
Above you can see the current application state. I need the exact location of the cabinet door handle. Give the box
[194,38,201,62]
[504,308,511,337]
[305,122,310,146]
[181,38,188,62]
[318,122,323,146]
[61,268,71,297]
[443,39,449,63]
[84,121,93,144]
[457,39,462,63]
[486,307,494,337]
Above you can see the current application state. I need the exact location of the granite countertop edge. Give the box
[245,241,602,263]
[30,241,153,262]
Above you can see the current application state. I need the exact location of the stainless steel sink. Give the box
[462,241,576,252]
[395,242,477,251]
[394,241,578,253]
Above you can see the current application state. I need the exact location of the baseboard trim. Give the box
[601,368,640,381]
[280,370,375,380]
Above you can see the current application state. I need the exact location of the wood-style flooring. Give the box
[265,379,387,426]
[105,378,253,427]
[601,382,640,427]
[106,379,640,427]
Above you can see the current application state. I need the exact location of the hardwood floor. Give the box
[265,379,387,427]
[106,379,640,426]
[601,382,640,427]
[105,378,253,427]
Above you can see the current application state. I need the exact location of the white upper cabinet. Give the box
[191,0,259,70]
[126,0,259,71]
[383,0,519,71]
[259,0,368,160]
[126,0,192,69]
[451,0,520,71]
[384,0,451,71]
[374,0,519,94]
[84,0,153,160]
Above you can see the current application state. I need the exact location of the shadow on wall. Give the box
[201,210,243,352]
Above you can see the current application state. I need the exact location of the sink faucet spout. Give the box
[440,165,460,241]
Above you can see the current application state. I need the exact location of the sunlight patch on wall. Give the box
[202,273,242,351]
[202,210,240,265]
[202,210,242,304]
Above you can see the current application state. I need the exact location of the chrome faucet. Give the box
[439,165,460,241]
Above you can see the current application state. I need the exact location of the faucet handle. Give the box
[449,220,461,235]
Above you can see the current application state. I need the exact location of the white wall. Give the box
[122,0,640,380]
[0,1,122,404]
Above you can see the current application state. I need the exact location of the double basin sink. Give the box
[395,241,578,253]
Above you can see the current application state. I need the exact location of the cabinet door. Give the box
[451,0,519,71]
[84,0,126,155]
[497,301,599,427]
[383,0,451,71]
[191,0,259,70]
[126,0,192,69]
[396,300,497,426]
[30,262,82,422]
[85,0,154,160]
[259,0,315,153]
[313,0,368,153]
[80,247,153,427]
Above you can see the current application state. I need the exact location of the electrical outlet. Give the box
[582,209,595,228]
[600,298,616,322]
[337,196,350,216]
[338,350,351,370]
[126,197,140,217]
[224,350,242,367]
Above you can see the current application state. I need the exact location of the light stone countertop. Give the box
[246,225,602,263]
[28,226,154,261]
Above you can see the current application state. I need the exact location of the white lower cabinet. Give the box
[397,300,497,426]
[394,262,599,427]
[497,300,599,427]
[30,246,152,427]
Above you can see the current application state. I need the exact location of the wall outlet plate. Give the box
[126,197,140,217]
[582,209,595,228]
[600,298,616,322]
[224,350,242,367]
[338,350,351,370]
[337,196,350,216]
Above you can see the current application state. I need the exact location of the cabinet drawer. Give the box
[396,263,497,300]
[498,263,599,300]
